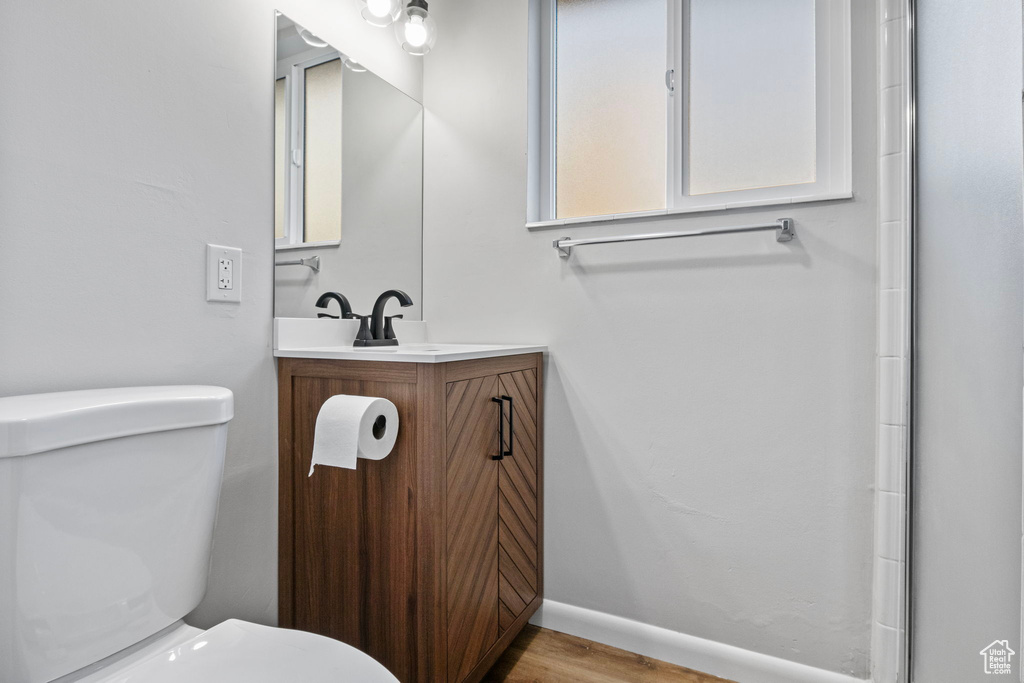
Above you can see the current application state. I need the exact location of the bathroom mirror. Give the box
[274,12,423,320]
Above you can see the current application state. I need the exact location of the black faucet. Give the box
[353,289,413,346]
[315,292,354,319]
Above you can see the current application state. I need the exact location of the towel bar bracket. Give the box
[554,239,572,258]
[274,255,321,273]
[777,218,795,243]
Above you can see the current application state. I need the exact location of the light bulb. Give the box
[404,16,428,47]
[366,0,391,16]
[394,1,436,56]
[360,0,401,27]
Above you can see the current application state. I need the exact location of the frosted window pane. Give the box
[274,78,286,240]
[304,59,342,243]
[688,0,816,195]
[555,0,666,219]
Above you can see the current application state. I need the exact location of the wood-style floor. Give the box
[482,626,736,683]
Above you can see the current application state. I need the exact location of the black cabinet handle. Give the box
[491,397,504,460]
[501,395,513,458]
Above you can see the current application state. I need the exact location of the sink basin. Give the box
[273,342,546,363]
[273,319,545,363]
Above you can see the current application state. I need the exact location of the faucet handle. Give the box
[383,315,404,340]
[351,315,373,345]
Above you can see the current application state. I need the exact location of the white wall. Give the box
[912,1,1024,680]
[422,0,878,677]
[0,0,420,629]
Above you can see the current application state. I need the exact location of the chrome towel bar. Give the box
[274,255,321,273]
[553,218,794,258]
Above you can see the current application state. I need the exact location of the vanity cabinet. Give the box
[278,353,543,683]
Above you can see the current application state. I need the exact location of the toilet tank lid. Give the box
[0,386,234,459]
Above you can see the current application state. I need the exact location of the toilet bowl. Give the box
[0,386,397,683]
[57,620,396,683]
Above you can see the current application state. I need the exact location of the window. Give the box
[275,53,343,248]
[555,0,667,219]
[528,0,851,225]
[275,77,287,240]
[302,58,343,244]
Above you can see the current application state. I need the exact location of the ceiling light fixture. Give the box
[295,25,328,48]
[359,0,402,28]
[394,0,436,56]
[341,55,368,73]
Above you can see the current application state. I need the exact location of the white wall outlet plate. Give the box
[207,244,242,303]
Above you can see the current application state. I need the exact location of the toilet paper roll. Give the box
[308,395,399,476]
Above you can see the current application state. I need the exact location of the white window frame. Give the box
[276,51,343,250]
[527,0,852,228]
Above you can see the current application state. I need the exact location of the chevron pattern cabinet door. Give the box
[445,375,501,683]
[496,370,539,633]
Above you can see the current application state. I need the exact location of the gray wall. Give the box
[422,0,878,677]
[912,2,1024,681]
[0,0,420,628]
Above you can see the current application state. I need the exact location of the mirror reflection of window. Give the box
[303,58,343,244]
[275,45,344,248]
[274,77,287,240]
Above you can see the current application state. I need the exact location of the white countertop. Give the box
[274,342,546,363]
[273,319,545,363]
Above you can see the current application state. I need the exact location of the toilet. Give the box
[0,386,398,683]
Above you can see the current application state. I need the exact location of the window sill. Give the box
[275,240,341,251]
[525,191,853,230]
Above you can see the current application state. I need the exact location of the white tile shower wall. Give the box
[873,0,911,681]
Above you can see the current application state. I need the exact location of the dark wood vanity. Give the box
[278,352,543,683]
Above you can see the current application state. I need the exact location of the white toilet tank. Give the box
[0,386,234,683]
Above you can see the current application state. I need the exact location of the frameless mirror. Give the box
[274,12,423,320]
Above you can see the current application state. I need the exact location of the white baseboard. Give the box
[530,600,870,683]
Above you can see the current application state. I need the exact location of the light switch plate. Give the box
[207,244,242,303]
